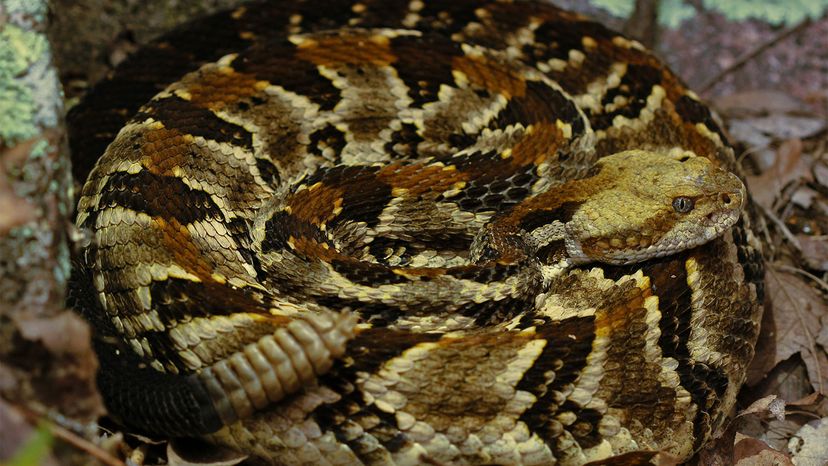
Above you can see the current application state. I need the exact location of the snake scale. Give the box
[66,1,766,464]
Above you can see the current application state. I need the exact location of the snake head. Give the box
[565,150,746,265]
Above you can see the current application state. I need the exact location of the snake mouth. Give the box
[705,187,745,225]
[706,209,738,228]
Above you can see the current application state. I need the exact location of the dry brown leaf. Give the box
[742,354,814,414]
[721,87,826,159]
[740,394,787,421]
[16,311,94,356]
[745,139,811,209]
[817,315,828,349]
[802,349,828,399]
[814,160,828,187]
[799,236,828,271]
[718,90,824,155]
[765,419,807,452]
[761,269,828,394]
[716,90,804,118]
[733,434,794,466]
[788,417,828,466]
[788,392,822,407]
[791,186,819,209]
[730,115,823,172]
[4,311,104,420]
[741,116,825,142]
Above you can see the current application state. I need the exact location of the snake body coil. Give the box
[68,1,765,464]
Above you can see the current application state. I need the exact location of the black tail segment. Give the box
[92,336,224,437]
[67,261,223,437]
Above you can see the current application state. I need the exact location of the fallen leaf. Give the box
[5,311,103,420]
[802,349,828,398]
[761,269,828,394]
[817,315,828,349]
[787,392,822,407]
[716,90,804,118]
[798,236,828,271]
[747,309,820,414]
[740,116,825,142]
[787,417,828,466]
[16,312,94,356]
[814,160,828,188]
[729,114,822,172]
[764,419,807,453]
[745,139,810,209]
[740,394,786,421]
[733,434,794,466]
[790,186,818,209]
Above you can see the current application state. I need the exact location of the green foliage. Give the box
[6,425,53,466]
[1,0,48,22]
[659,0,696,28]
[703,0,828,25]
[589,0,634,18]
[0,24,49,144]
[588,0,828,26]
[588,0,694,27]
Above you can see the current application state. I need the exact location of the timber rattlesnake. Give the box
[67,1,765,464]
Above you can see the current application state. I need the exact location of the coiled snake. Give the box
[67,1,765,464]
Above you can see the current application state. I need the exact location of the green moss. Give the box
[704,0,828,25]
[0,24,49,144]
[659,0,696,28]
[2,0,48,23]
[7,425,53,466]
[28,138,50,158]
[589,0,634,18]
[588,0,694,28]
[589,0,828,26]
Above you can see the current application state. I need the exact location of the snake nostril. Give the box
[721,193,731,205]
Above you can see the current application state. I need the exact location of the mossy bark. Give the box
[1,0,248,463]
[0,0,101,462]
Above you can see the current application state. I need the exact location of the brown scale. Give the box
[183,66,264,111]
[139,126,195,176]
[296,33,399,67]
[452,53,528,98]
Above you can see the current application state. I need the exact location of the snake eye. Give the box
[672,196,694,213]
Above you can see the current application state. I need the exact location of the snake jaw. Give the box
[562,233,592,265]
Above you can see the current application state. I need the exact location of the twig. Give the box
[14,404,126,466]
[775,263,828,296]
[699,18,814,94]
[623,0,660,49]
[756,202,802,252]
[49,421,127,466]
[784,409,822,419]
